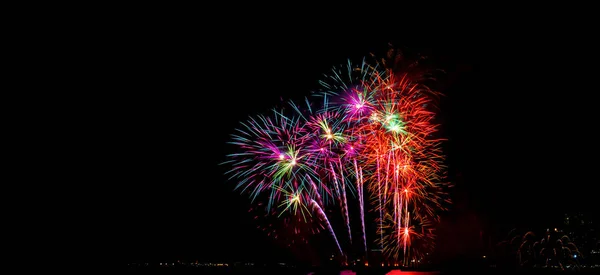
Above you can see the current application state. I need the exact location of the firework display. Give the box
[223,49,450,265]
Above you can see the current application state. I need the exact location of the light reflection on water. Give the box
[385,271,439,275]
[321,270,439,275]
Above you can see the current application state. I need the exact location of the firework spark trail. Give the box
[377,156,383,248]
[308,176,324,208]
[311,199,344,257]
[396,191,401,249]
[354,159,367,253]
[359,165,366,253]
[330,162,342,203]
[400,192,404,255]
[329,161,352,245]
[404,212,410,257]
[384,150,391,207]
[338,160,352,245]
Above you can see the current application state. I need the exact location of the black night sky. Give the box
[115,11,598,265]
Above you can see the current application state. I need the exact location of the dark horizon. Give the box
[114,14,598,266]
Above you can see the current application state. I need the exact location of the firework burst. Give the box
[224,47,450,265]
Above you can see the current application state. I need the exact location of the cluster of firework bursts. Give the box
[224,49,451,265]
